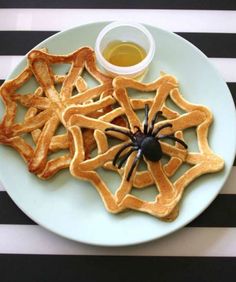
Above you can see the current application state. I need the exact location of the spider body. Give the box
[105,104,188,181]
[140,136,162,162]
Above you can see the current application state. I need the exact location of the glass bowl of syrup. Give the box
[95,22,155,79]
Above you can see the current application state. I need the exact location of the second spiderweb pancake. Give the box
[64,73,224,220]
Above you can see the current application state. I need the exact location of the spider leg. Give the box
[113,142,134,166]
[105,127,135,142]
[158,134,188,149]
[153,123,173,136]
[148,110,163,135]
[143,104,149,135]
[127,149,143,181]
[118,147,138,169]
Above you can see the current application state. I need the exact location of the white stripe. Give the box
[0,225,235,256]
[0,56,23,80]
[221,166,236,194]
[0,9,236,33]
[0,182,5,191]
[210,58,236,83]
[1,56,236,82]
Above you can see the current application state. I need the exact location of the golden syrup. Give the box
[102,41,147,67]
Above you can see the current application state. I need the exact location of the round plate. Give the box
[0,22,235,246]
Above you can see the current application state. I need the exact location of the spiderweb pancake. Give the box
[65,73,224,220]
[0,47,117,179]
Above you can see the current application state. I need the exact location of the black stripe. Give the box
[177,33,236,58]
[0,254,236,282]
[0,31,57,55]
[227,82,236,168]
[227,82,236,166]
[228,82,236,107]
[0,192,35,224]
[1,31,236,58]
[1,191,236,226]
[188,195,236,227]
[1,0,236,10]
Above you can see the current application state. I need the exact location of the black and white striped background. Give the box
[0,1,236,281]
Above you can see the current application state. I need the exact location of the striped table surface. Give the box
[0,1,236,281]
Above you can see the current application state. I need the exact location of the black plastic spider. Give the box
[105,104,188,181]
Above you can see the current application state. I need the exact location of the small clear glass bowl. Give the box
[95,22,156,79]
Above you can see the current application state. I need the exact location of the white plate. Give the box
[0,22,235,246]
